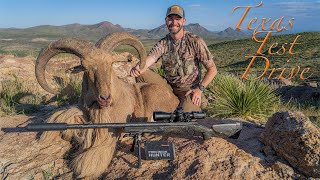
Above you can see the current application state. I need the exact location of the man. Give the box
[130,5,217,112]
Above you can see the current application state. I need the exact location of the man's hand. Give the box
[130,56,157,77]
[130,64,144,77]
[185,88,202,106]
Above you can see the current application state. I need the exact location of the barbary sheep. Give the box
[36,32,179,179]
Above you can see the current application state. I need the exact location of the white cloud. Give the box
[272,1,320,11]
[269,1,320,19]
[189,4,201,7]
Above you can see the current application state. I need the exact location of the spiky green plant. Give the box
[205,74,279,122]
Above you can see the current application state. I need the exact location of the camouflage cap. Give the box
[166,5,185,18]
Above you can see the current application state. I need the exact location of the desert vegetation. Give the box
[205,74,279,121]
[0,27,320,179]
[0,32,319,128]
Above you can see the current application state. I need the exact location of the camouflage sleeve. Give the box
[148,38,167,62]
[195,37,214,69]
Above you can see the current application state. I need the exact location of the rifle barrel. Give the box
[25,122,198,131]
[25,122,242,139]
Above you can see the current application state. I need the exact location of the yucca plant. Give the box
[205,74,279,122]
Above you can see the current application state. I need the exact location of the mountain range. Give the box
[0,21,248,42]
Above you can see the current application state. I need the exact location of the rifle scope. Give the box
[153,109,206,122]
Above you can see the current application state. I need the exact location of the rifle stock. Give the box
[25,121,242,139]
[24,120,242,168]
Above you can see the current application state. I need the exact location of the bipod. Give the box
[129,132,142,168]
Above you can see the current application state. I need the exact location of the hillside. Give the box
[0,21,248,57]
[147,23,246,39]
[0,21,247,41]
[208,32,320,82]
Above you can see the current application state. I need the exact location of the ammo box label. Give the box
[144,141,175,160]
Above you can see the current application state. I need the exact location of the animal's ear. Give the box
[110,54,134,65]
[96,32,147,70]
[66,65,86,74]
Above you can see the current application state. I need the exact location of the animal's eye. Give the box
[67,65,86,74]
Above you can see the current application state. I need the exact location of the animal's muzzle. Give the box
[98,95,112,107]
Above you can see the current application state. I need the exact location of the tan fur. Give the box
[72,106,119,179]
[38,32,179,179]
[39,107,85,143]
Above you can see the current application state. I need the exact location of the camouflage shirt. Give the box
[148,31,214,88]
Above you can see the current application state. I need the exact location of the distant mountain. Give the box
[147,24,247,39]
[22,21,125,40]
[87,21,124,32]
[185,23,215,37]
[217,27,247,37]
[148,24,168,38]
[0,21,248,42]
[148,23,215,38]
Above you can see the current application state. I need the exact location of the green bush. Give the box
[309,116,320,128]
[56,76,82,106]
[0,74,42,116]
[205,74,279,121]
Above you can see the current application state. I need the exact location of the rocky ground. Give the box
[0,54,319,179]
[0,111,313,180]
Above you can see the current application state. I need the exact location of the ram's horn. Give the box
[96,32,147,70]
[35,38,95,94]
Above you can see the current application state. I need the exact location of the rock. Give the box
[0,113,71,179]
[301,82,318,88]
[271,161,295,178]
[1,116,305,179]
[281,85,320,105]
[269,78,293,87]
[260,111,320,178]
[265,155,279,163]
[262,146,276,156]
[279,78,293,86]
[104,119,301,179]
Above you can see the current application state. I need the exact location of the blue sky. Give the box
[0,0,319,32]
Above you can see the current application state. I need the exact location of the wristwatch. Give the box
[198,84,205,91]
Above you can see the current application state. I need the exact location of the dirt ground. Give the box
[0,110,307,180]
[0,54,311,179]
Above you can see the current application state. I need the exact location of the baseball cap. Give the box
[166,5,185,18]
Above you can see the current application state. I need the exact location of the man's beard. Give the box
[167,24,183,34]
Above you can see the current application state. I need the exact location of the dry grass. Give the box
[0,74,43,116]
[0,71,82,116]
[277,98,320,127]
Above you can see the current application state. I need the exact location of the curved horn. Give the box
[96,32,147,70]
[35,38,95,94]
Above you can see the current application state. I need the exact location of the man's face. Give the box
[165,14,185,34]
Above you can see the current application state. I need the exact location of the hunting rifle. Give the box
[24,108,242,168]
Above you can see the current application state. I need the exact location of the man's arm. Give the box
[130,38,166,77]
[130,56,157,77]
[200,62,217,88]
[186,62,217,106]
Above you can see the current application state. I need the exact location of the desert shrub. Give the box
[55,76,82,106]
[310,116,320,128]
[205,74,279,121]
[280,98,320,127]
[0,74,43,116]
